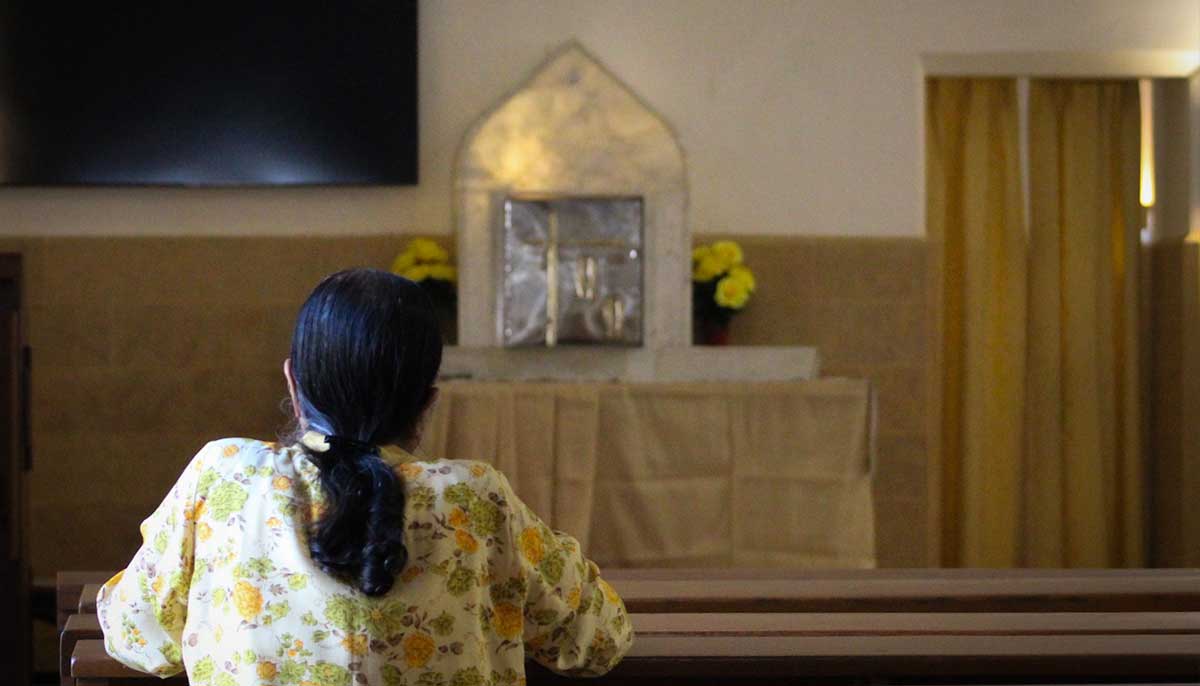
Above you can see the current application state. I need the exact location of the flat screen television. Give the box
[0,1,418,186]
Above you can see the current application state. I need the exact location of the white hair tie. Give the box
[301,430,331,453]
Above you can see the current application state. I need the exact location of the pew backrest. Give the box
[56,572,110,630]
[60,568,1200,620]
[79,584,100,614]
[61,613,101,686]
[608,568,1200,613]
[70,610,1200,684]
[59,568,1200,684]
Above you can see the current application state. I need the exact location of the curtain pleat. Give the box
[927,78,1027,566]
[1025,80,1144,567]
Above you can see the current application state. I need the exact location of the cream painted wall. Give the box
[0,0,1196,238]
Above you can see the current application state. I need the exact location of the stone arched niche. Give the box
[454,42,688,350]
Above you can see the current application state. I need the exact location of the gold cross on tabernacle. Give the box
[505,196,639,346]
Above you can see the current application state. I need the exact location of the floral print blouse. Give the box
[97,438,633,686]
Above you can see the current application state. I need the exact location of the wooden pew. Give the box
[79,584,100,614]
[60,614,101,686]
[608,567,1200,613]
[70,611,1200,684]
[56,571,111,630]
[60,568,1200,620]
[60,569,1200,685]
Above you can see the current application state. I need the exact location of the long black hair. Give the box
[289,268,443,596]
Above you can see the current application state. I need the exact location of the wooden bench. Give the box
[60,568,1200,684]
[70,611,1200,684]
[56,571,111,630]
[607,567,1200,613]
[61,614,101,686]
[62,568,1200,619]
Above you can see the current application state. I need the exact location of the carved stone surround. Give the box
[447,43,816,381]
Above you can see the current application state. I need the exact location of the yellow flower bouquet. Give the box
[692,240,756,345]
[391,237,457,342]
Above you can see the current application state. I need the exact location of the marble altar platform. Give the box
[441,345,819,382]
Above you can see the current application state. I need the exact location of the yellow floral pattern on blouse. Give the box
[97,438,633,685]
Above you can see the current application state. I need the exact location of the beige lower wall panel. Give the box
[1,233,929,575]
[717,236,929,566]
[1152,240,1200,566]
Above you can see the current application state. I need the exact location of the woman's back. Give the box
[97,437,633,685]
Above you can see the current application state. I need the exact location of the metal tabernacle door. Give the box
[500,196,644,347]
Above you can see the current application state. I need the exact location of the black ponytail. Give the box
[289,269,443,596]
[307,446,407,596]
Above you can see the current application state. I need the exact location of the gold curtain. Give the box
[927,79,1028,566]
[928,78,1144,567]
[1024,80,1144,567]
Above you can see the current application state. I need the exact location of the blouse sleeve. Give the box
[494,469,634,676]
[96,443,209,676]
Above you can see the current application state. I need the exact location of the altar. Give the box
[425,378,875,568]
[419,43,870,568]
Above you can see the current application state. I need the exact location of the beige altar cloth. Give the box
[425,379,875,568]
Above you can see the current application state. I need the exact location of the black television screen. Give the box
[0,1,418,186]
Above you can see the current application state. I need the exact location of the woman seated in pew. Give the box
[97,268,633,685]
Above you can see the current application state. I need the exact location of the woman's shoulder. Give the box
[399,459,522,542]
[201,436,290,457]
[188,437,298,477]
[398,457,507,488]
[397,458,518,507]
